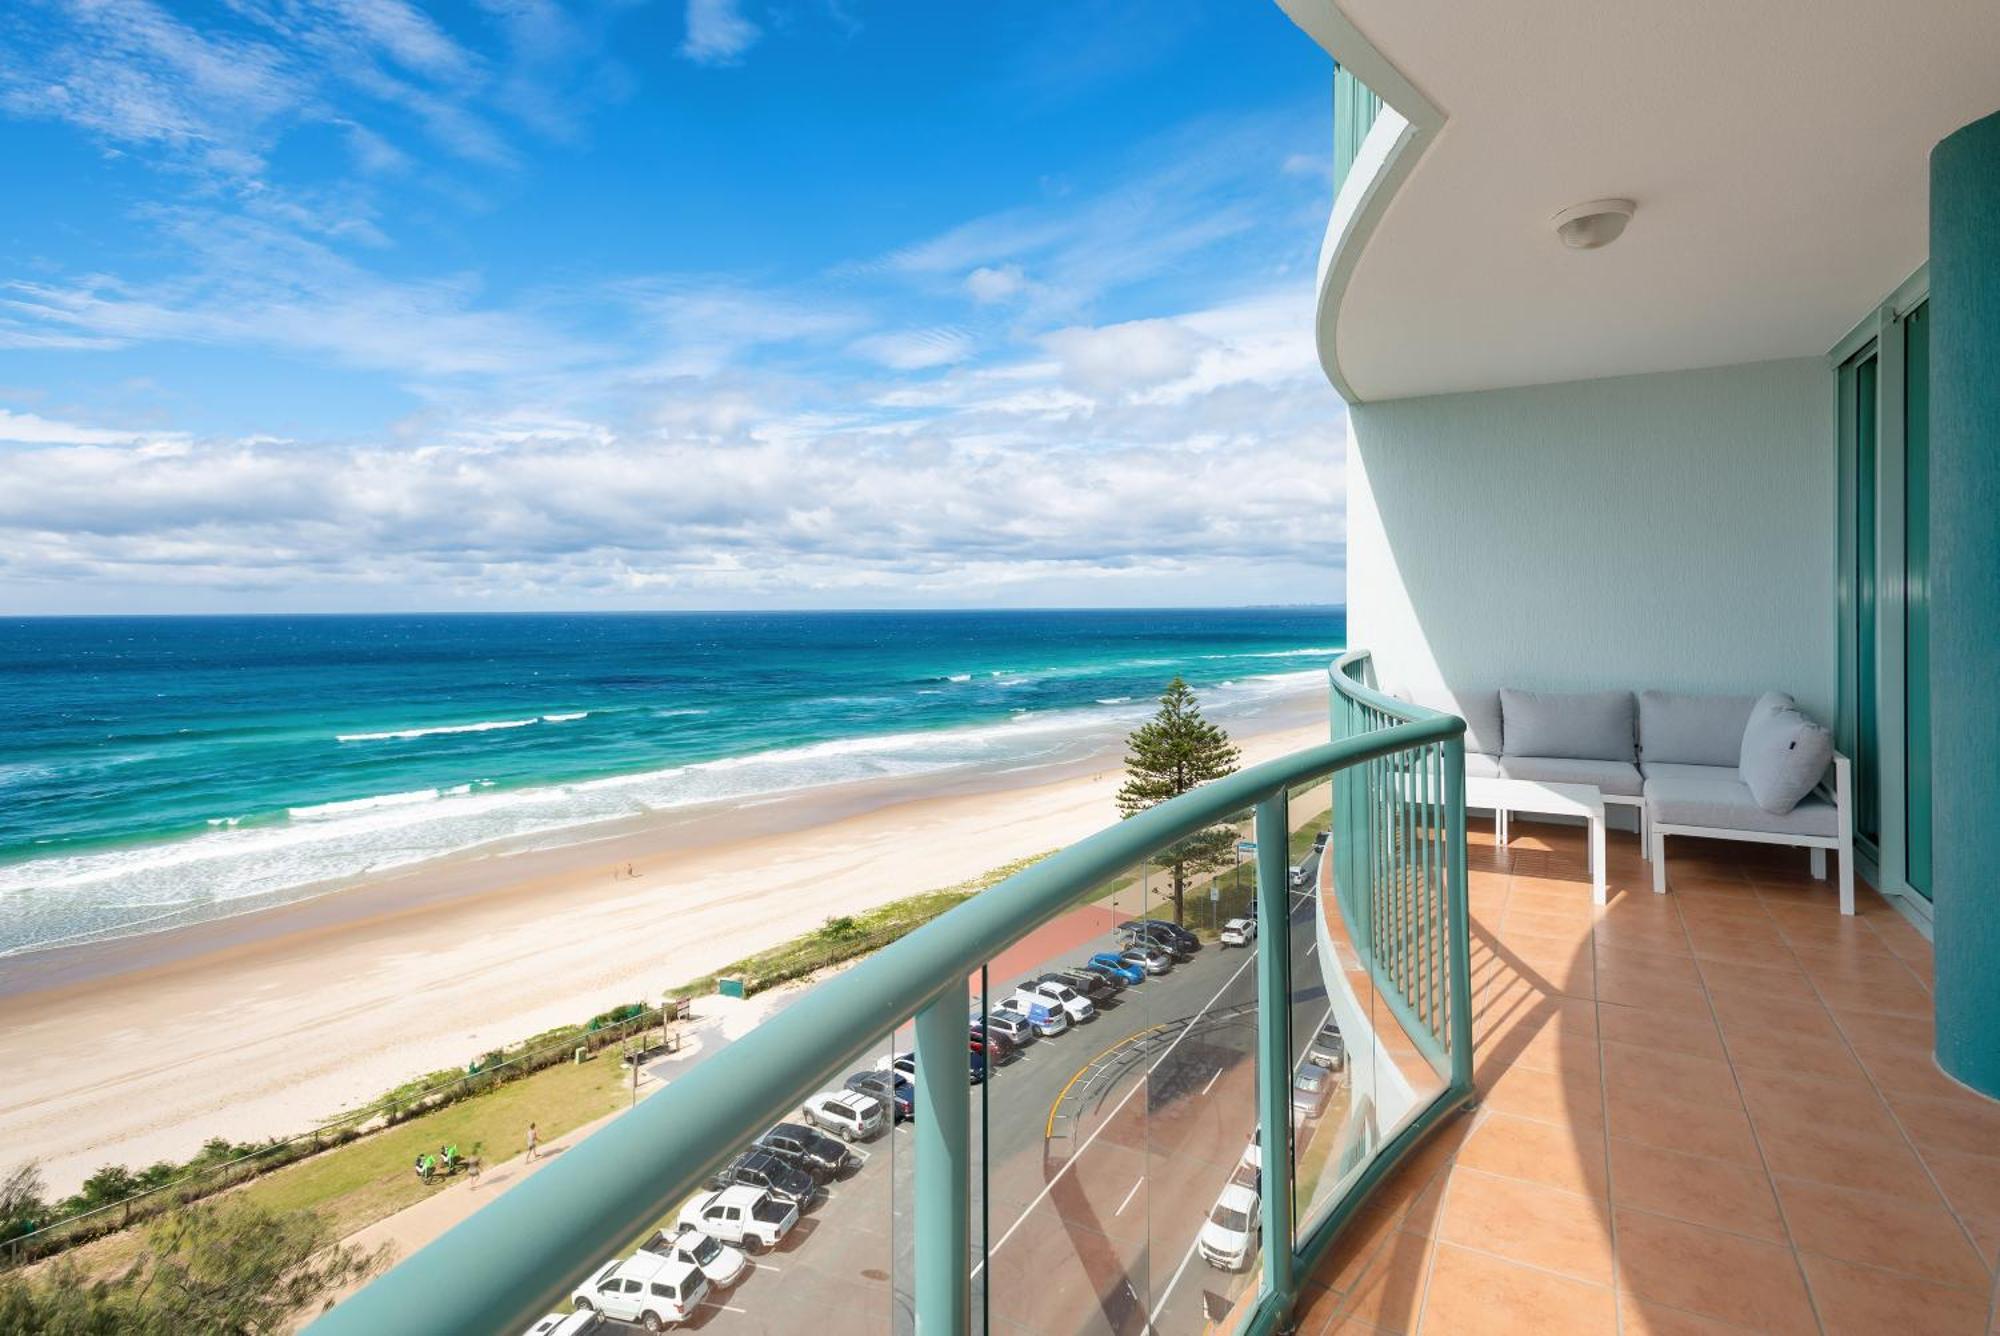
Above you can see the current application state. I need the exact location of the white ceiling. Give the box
[1319,0,2000,402]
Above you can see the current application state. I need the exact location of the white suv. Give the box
[679,1185,798,1252]
[571,1252,708,1330]
[1198,1183,1262,1271]
[801,1088,884,1142]
[1018,980,1094,1023]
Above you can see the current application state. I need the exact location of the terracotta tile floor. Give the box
[1293,820,2000,1335]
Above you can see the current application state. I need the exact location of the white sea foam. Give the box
[946,674,971,683]
[336,718,539,743]
[0,668,1328,956]
[1095,696,1131,705]
[541,712,589,723]
[288,788,441,820]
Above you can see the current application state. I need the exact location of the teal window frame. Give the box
[1830,265,1932,916]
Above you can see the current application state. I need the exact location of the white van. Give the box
[571,1252,708,1330]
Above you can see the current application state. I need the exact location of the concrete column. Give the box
[1929,109,2000,1098]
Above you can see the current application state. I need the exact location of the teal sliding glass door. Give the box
[1903,303,1933,899]
[1838,348,1882,855]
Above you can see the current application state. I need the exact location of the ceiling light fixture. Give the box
[1552,198,1636,250]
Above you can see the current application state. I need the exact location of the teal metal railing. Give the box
[308,652,1471,1336]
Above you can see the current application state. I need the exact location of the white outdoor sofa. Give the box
[1402,686,1853,914]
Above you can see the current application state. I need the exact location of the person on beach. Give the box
[526,1122,538,1160]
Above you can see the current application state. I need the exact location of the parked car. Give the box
[1290,860,1315,890]
[845,1070,914,1120]
[977,1008,1033,1046]
[968,1026,1016,1063]
[1306,1021,1346,1072]
[641,1225,748,1288]
[802,1088,884,1142]
[1056,965,1119,997]
[1198,1183,1263,1271]
[1085,952,1145,984]
[1046,969,1112,1001]
[1131,918,1201,953]
[887,1047,986,1085]
[1229,1154,1261,1195]
[1312,831,1329,852]
[571,1252,709,1331]
[759,1123,851,1181]
[1219,917,1256,947]
[678,1186,798,1252]
[521,1313,601,1336]
[705,1149,815,1208]
[1119,922,1194,961]
[1118,945,1173,976]
[1291,1063,1334,1124]
[994,998,1067,1038]
[1019,979,1095,1023]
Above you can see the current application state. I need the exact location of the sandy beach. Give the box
[0,699,1326,1196]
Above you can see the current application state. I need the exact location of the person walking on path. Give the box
[525,1122,539,1161]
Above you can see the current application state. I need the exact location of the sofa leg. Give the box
[1809,847,1827,880]
[1496,808,1508,846]
[1838,852,1855,916]
[1637,806,1650,860]
[1651,831,1667,895]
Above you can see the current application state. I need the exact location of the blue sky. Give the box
[0,0,1346,612]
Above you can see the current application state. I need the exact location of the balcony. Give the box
[306,651,1990,1335]
[1292,814,1992,1333]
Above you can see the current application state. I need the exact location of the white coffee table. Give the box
[1483,777,1607,905]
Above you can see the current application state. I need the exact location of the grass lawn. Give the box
[242,1053,631,1236]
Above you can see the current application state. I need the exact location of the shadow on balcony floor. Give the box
[1294,819,1999,1335]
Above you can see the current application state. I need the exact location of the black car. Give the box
[1049,969,1112,1001]
[1132,918,1201,953]
[1077,960,1132,993]
[1121,922,1195,960]
[845,1070,915,1121]
[706,1149,816,1207]
[759,1123,850,1181]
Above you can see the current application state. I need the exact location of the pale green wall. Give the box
[1347,358,1836,720]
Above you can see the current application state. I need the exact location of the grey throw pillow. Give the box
[1738,692,1835,813]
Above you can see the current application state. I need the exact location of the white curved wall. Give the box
[1346,357,1836,721]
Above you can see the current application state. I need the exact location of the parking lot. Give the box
[581,858,1338,1335]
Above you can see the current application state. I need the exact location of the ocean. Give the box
[0,608,1342,957]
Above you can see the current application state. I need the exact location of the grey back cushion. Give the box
[1500,689,1636,762]
[1739,692,1835,813]
[1639,691,1757,767]
[1406,686,1502,757]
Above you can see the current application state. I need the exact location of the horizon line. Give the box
[0,603,1347,620]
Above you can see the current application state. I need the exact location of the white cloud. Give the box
[1044,318,1211,396]
[965,264,1027,303]
[851,328,973,371]
[0,410,185,447]
[681,0,760,64]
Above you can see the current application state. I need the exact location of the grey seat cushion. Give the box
[1405,686,1503,758]
[1739,693,1835,813]
[1639,691,1757,767]
[1498,755,1644,797]
[1644,766,1837,837]
[1500,689,1636,762]
[1464,751,1501,780]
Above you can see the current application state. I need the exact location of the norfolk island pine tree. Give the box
[1115,677,1242,926]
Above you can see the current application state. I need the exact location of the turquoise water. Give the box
[0,608,1342,955]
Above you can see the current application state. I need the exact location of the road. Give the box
[594,855,1341,1336]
